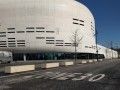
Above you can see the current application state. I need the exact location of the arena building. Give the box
[0,0,118,61]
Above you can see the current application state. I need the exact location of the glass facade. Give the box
[13,52,105,61]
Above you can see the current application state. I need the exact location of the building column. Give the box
[23,54,27,61]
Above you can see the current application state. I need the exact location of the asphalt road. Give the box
[0,59,120,90]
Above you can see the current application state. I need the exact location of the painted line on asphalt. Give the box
[88,74,105,82]
[0,70,41,79]
[0,71,106,82]
[33,71,106,82]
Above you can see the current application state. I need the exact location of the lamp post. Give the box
[111,41,113,59]
[95,29,98,61]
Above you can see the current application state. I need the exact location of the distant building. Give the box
[0,0,118,61]
[113,48,120,58]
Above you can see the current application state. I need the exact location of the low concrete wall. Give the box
[5,65,35,73]
[98,59,103,62]
[81,60,87,64]
[93,59,97,62]
[60,61,74,66]
[41,63,59,69]
[88,60,93,63]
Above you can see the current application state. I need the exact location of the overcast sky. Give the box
[77,0,120,48]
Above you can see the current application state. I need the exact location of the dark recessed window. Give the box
[91,26,94,29]
[0,35,6,37]
[26,31,34,33]
[73,18,78,21]
[0,32,6,34]
[8,41,15,42]
[56,43,63,44]
[91,25,94,27]
[7,28,15,30]
[89,47,92,48]
[8,32,15,33]
[17,40,25,42]
[65,43,71,44]
[73,22,79,24]
[85,46,89,48]
[8,45,16,47]
[56,40,64,42]
[80,24,84,26]
[79,20,84,22]
[36,37,45,39]
[0,46,7,47]
[46,31,55,33]
[36,27,45,29]
[8,38,15,39]
[17,45,25,47]
[46,40,54,41]
[65,45,71,46]
[56,45,63,46]
[46,43,54,44]
[0,43,6,45]
[0,41,6,42]
[46,37,55,39]
[17,43,25,44]
[17,31,25,33]
[36,31,45,32]
[26,27,34,29]
[8,43,16,45]
[8,38,15,40]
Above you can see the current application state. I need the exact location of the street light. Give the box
[111,41,113,59]
[95,29,98,61]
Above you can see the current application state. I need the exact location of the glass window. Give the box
[36,37,45,39]
[46,31,55,33]
[17,31,25,33]
[36,27,45,29]
[0,35,6,37]
[7,28,15,30]
[26,27,34,29]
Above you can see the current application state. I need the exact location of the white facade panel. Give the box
[0,0,96,54]
[0,0,118,59]
[97,45,118,59]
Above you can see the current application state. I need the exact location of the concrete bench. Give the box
[5,65,35,74]
[41,63,59,69]
[88,60,93,63]
[60,61,74,66]
[80,60,87,64]
[98,59,103,62]
[93,59,97,62]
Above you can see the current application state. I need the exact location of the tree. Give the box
[71,30,83,62]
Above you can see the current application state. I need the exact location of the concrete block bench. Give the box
[88,60,93,63]
[60,61,74,66]
[93,59,97,62]
[41,63,59,69]
[98,59,103,62]
[80,60,87,64]
[5,65,35,73]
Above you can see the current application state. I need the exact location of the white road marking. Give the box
[23,75,33,79]
[88,74,105,82]
[0,85,10,89]
[72,73,93,81]
[57,73,75,80]
[0,70,41,79]
[0,71,106,82]
[50,73,67,79]
[56,73,84,80]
